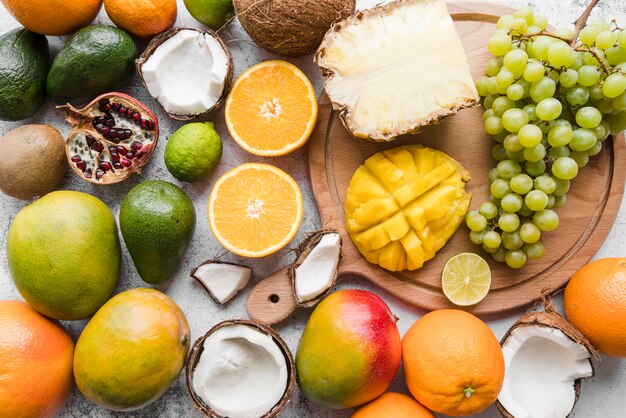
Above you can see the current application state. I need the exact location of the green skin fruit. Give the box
[74,288,190,411]
[164,121,223,183]
[183,0,234,29]
[0,28,49,121]
[6,191,121,320]
[46,25,138,103]
[120,180,196,284]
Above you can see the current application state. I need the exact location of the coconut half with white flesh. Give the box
[497,309,597,418]
[191,260,252,304]
[315,0,479,141]
[289,230,342,307]
[136,28,233,121]
[186,320,295,418]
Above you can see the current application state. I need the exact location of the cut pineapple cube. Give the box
[345,144,470,272]
[315,0,479,141]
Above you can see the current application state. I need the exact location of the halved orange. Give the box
[225,60,318,156]
[208,163,304,257]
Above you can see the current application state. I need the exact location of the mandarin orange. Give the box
[564,258,626,357]
[0,300,74,418]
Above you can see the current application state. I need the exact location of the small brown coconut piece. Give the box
[289,229,342,308]
[233,0,356,57]
[191,260,251,304]
[0,125,67,200]
[136,27,233,122]
[496,298,597,418]
[186,319,296,418]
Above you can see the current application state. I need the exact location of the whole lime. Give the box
[74,288,190,411]
[164,121,223,183]
[183,0,234,29]
[6,190,121,320]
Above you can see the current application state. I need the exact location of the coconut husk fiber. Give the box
[234,0,356,56]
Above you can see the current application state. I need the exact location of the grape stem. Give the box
[569,0,601,46]
[574,45,611,74]
[518,31,571,42]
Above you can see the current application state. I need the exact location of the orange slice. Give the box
[225,60,318,156]
[208,163,304,257]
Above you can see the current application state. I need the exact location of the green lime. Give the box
[164,121,223,183]
[442,253,491,306]
[183,0,234,29]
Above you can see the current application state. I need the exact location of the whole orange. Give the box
[0,0,102,35]
[0,300,74,418]
[352,392,435,418]
[104,0,177,39]
[402,309,504,416]
[564,258,626,357]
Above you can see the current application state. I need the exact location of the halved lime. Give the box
[442,253,491,306]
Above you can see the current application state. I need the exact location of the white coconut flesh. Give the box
[294,233,341,303]
[498,325,593,418]
[316,0,478,140]
[192,324,288,418]
[141,30,229,116]
[192,263,251,304]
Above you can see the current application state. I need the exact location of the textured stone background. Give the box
[1,0,625,417]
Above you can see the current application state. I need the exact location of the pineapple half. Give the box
[345,145,471,272]
[315,0,479,141]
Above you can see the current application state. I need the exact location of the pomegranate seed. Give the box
[91,141,104,153]
[113,162,123,170]
[99,161,112,171]
[99,103,111,112]
[71,155,81,163]
[95,169,104,180]
[76,161,87,171]
[124,129,132,139]
[99,98,110,105]
[110,129,119,139]
[119,106,127,115]
[134,151,145,159]
[140,119,148,129]
[117,146,127,155]
[105,119,115,127]
[126,151,135,159]
[110,152,120,163]
[86,135,95,146]
[84,171,92,179]
[121,158,132,167]
[130,141,143,151]
[147,120,155,130]
[132,112,140,121]
[112,103,121,111]
[95,124,104,132]
[101,126,111,136]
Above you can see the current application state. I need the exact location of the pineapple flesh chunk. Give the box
[315,0,478,141]
[345,145,471,272]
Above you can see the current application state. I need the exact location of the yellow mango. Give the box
[345,144,471,272]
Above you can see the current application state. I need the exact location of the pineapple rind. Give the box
[315,0,479,142]
[345,144,471,272]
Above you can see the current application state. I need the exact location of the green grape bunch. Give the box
[468,4,626,269]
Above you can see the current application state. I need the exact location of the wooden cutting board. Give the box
[246,1,626,324]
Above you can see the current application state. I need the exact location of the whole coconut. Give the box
[0,124,67,200]
[234,0,356,56]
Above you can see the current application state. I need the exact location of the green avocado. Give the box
[0,28,49,121]
[119,181,196,285]
[46,25,137,103]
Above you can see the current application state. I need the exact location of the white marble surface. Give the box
[1,0,625,417]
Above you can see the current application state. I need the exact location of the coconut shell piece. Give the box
[185,319,296,418]
[496,299,598,418]
[136,27,234,122]
[191,259,251,305]
[233,0,356,57]
[289,229,342,308]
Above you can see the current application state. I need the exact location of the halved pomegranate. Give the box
[58,93,159,184]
